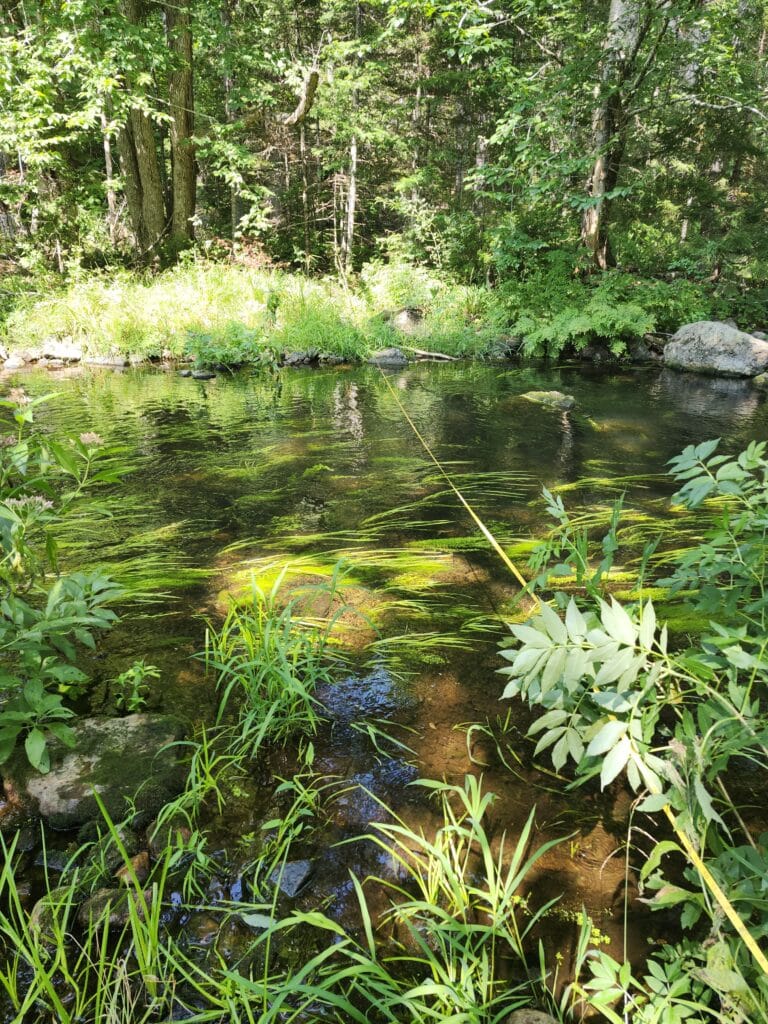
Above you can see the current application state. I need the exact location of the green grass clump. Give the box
[2,258,515,364]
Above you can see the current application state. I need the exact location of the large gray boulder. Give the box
[2,714,187,829]
[665,321,768,377]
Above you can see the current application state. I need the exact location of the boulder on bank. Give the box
[389,308,423,335]
[367,347,408,367]
[520,390,575,411]
[2,714,187,830]
[664,321,768,377]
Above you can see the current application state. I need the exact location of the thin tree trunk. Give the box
[166,0,196,247]
[581,0,642,269]
[341,133,357,273]
[100,110,118,246]
[118,0,167,255]
[221,0,238,242]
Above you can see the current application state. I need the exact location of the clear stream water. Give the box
[8,359,768,979]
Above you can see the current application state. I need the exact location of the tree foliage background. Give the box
[1,0,766,307]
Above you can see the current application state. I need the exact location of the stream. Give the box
[5,359,768,995]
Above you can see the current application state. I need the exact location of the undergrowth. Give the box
[1,252,745,364]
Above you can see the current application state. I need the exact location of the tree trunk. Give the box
[166,0,196,248]
[117,0,167,255]
[341,133,357,274]
[581,0,642,269]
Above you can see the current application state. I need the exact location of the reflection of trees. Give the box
[332,382,365,447]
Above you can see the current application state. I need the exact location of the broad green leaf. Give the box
[538,602,568,645]
[565,599,587,640]
[600,735,631,788]
[600,598,636,646]
[638,601,656,650]
[586,719,627,757]
[25,728,49,773]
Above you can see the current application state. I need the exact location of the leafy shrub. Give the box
[500,251,712,356]
[0,394,124,770]
[499,438,768,1020]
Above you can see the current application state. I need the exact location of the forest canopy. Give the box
[0,0,766,298]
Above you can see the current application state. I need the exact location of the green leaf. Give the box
[538,602,568,645]
[600,598,636,646]
[586,719,627,757]
[600,735,631,788]
[25,728,50,773]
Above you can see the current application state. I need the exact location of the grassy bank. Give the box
[0,255,738,366]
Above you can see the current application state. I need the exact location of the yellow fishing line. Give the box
[379,369,538,606]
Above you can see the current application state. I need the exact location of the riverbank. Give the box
[2,258,759,372]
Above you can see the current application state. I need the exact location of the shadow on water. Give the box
[6,360,768,985]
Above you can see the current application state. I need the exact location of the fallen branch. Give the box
[401,345,460,361]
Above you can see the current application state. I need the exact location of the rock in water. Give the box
[269,859,314,897]
[367,347,408,366]
[2,714,187,829]
[520,390,575,411]
[665,321,768,377]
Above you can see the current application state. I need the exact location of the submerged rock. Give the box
[520,390,575,411]
[269,859,314,898]
[191,369,216,380]
[77,886,153,929]
[665,321,768,377]
[367,347,408,367]
[2,713,187,829]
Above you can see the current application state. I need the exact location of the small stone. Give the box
[520,390,575,411]
[269,859,313,898]
[626,338,657,364]
[284,350,316,366]
[115,850,150,885]
[318,353,345,365]
[30,887,77,939]
[186,912,220,948]
[4,355,26,370]
[178,369,192,377]
[367,347,408,367]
